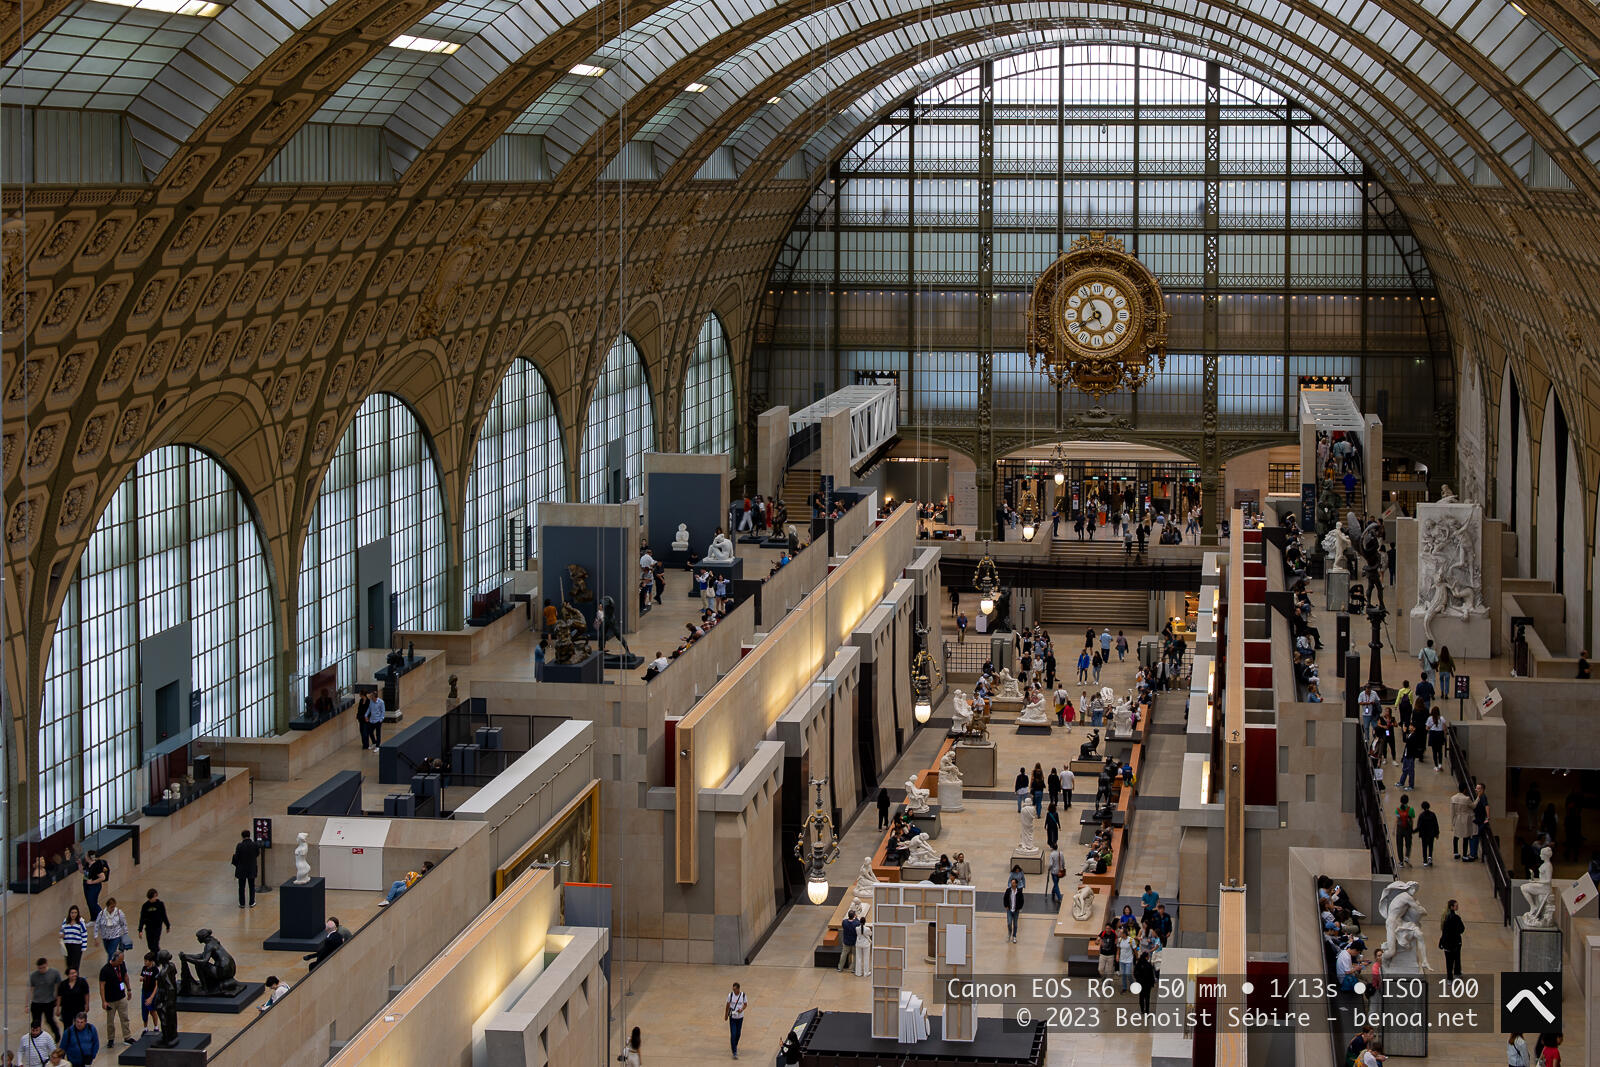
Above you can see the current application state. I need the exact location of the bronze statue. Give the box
[153,950,180,1046]
[566,563,593,602]
[551,601,593,664]
[179,928,239,997]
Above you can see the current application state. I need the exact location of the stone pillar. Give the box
[1364,414,1383,518]
[756,406,789,499]
[1199,62,1221,543]
[820,407,853,488]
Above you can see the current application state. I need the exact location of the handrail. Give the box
[1352,740,1396,878]
[1445,723,1512,926]
[785,422,820,469]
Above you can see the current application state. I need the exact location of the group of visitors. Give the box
[732,493,785,535]
[1090,886,1172,1009]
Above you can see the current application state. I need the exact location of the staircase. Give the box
[1036,538,1151,632]
[781,468,821,525]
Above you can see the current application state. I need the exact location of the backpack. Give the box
[1396,806,1412,831]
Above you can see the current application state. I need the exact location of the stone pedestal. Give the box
[1407,612,1491,659]
[953,741,996,787]
[1513,915,1563,972]
[1372,957,1427,1056]
[264,876,326,951]
[939,777,964,812]
[542,650,604,684]
[906,806,942,839]
[1010,849,1043,873]
[900,860,936,881]
[1325,569,1349,612]
[697,557,744,581]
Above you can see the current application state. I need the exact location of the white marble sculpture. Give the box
[1520,846,1556,928]
[939,751,963,782]
[1321,526,1357,573]
[1379,879,1432,971]
[905,834,939,867]
[1017,695,1052,726]
[1017,806,1038,854]
[1071,883,1096,921]
[293,832,311,885]
[1111,699,1134,737]
[998,669,1024,699]
[671,523,691,552]
[1411,502,1489,641]
[904,776,932,814]
[705,532,735,561]
[951,690,974,732]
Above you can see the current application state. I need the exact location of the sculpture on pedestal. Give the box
[551,602,592,664]
[705,531,735,561]
[997,669,1023,699]
[597,595,632,655]
[1017,806,1038,853]
[565,563,593,602]
[1078,730,1101,761]
[851,859,881,917]
[938,751,963,782]
[951,690,974,733]
[1071,884,1096,921]
[179,929,240,997]
[152,950,179,1047]
[671,524,691,552]
[1321,526,1358,577]
[293,832,311,885]
[903,777,931,814]
[1378,880,1432,971]
[905,835,939,867]
[1520,847,1556,927]
[1411,502,1489,642]
[1017,695,1051,726]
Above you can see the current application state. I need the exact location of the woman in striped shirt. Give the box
[59,905,88,974]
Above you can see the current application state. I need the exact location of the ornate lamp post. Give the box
[794,777,839,905]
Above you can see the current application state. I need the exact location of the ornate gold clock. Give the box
[1025,231,1170,400]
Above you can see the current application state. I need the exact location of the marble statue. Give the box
[938,751,963,782]
[851,859,880,918]
[1321,526,1357,576]
[179,928,241,996]
[1411,502,1489,641]
[903,776,932,814]
[672,523,691,552]
[1017,695,1052,726]
[1017,805,1038,854]
[293,832,311,885]
[705,531,735,561]
[1111,698,1133,737]
[1436,483,1458,503]
[1520,846,1556,928]
[997,669,1024,699]
[905,834,939,867]
[1071,883,1096,922]
[152,950,179,1047]
[951,690,974,732]
[1378,880,1432,971]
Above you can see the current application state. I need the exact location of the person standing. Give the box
[1100,629,1113,661]
[1425,709,1447,772]
[17,1022,56,1067]
[81,853,108,922]
[956,611,968,644]
[1399,725,1423,788]
[1047,846,1065,906]
[1440,899,1464,981]
[364,690,387,750]
[724,982,748,1059]
[91,901,126,963]
[57,1012,97,1067]
[29,958,62,1040]
[876,788,891,830]
[1417,639,1438,685]
[1091,648,1103,683]
[1449,787,1475,861]
[1061,766,1074,808]
[949,587,960,617]
[1076,648,1091,683]
[837,910,862,973]
[1416,801,1440,867]
[1047,767,1061,808]
[1117,927,1137,993]
[231,830,259,908]
[136,890,168,955]
[138,951,159,1033]
[59,907,88,976]
[97,950,131,1048]
[1030,764,1045,817]
[1469,783,1491,862]
[1393,795,1415,868]
[533,637,546,681]
[355,692,373,749]
[1003,878,1024,943]
[1506,1034,1530,1066]
[1357,683,1380,738]
[1133,950,1156,1014]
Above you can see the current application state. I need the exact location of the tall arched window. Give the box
[297,394,446,697]
[39,447,274,836]
[580,335,655,502]
[682,313,734,456]
[464,359,568,610]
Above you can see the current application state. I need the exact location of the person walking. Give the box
[1133,950,1156,1014]
[1003,878,1024,943]
[57,1013,97,1067]
[1091,648,1103,683]
[949,587,960,617]
[55,969,89,1039]
[1115,631,1128,662]
[1061,766,1075,807]
[231,830,259,908]
[1076,648,1091,683]
[1399,725,1423,788]
[1393,795,1415,868]
[59,906,88,976]
[29,958,62,1040]
[1440,899,1464,981]
[1047,767,1061,808]
[724,982,748,1059]
[92,901,126,963]
[1100,628,1113,660]
[956,611,968,644]
[1417,639,1438,686]
[18,1022,56,1067]
[1014,768,1029,812]
[876,788,891,830]
[1044,803,1061,850]
[1507,1034,1530,1067]
[620,1025,643,1067]
[1030,764,1045,817]
[136,890,168,955]
[1047,846,1065,906]
[1357,683,1380,739]
[1425,709,1447,772]
[81,852,108,922]
[97,950,131,1048]
[363,690,386,749]
[1416,801,1440,867]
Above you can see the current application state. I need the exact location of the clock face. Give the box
[1056,272,1140,358]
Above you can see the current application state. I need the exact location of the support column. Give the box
[976,60,996,540]
[1200,62,1222,540]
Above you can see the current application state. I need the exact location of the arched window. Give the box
[297,394,446,697]
[39,447,274,837]
[682,313,734,456]
[580,335,655,502]
[464,359,567,610]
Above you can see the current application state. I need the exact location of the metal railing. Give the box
[1352,739,1396,878]
[939,557,1201,592]
[942,639,993,676]
[1445,723,1512,926]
